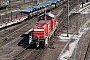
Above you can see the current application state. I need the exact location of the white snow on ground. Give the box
[80,2,90,8]
[60,40,78,60]
[81,9,90,14]
[80,2,90,14]
[59,34,72,42]
[59,9,90,60]
[81,11,89,14]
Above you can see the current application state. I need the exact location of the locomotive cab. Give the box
[38,13,55,21]
[38,13,56,30]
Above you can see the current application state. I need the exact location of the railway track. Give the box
[0,0,68,47]
[0,0,84,59]
[0,17,38,46]
[0,3,60,58]
[12,48,44,60]
[12,48,36,60]
[0,16,38,58]
[0,0,68,59]
[84,42,90,60]
[13,1,82,60]
[26,0,82,60]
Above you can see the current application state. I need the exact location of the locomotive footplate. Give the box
[32,38,45,48]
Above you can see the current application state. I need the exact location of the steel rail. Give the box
[21,50,35,60]
[11,45,35,60]
[0,24,28,43]
[84,42,90,60]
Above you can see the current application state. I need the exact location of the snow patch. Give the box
[80,2,90,8]
[81,9,90,14]
[81,11,89,14]
[60,40,78,60]
[59,34,72,42]
[81,5,90,14]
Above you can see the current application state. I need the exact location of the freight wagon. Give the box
[21,0,66,18]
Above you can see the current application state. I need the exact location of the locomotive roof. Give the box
[39,13,55,17]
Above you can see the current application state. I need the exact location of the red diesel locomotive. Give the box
[30,13,58,47]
